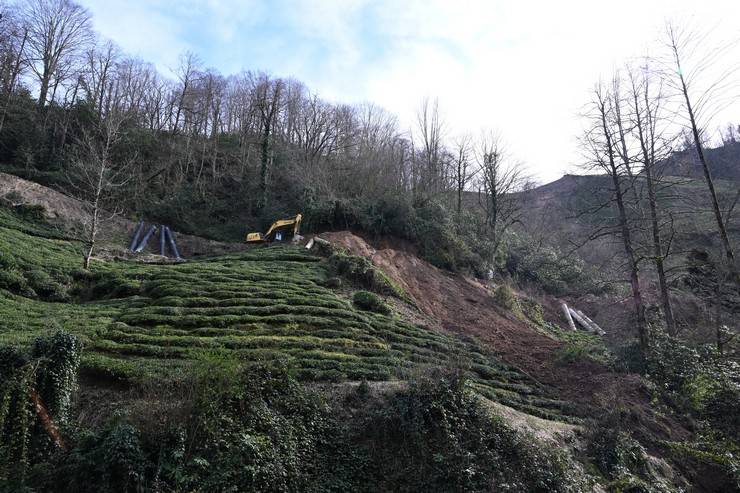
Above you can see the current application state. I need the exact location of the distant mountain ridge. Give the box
[661,140,740,182]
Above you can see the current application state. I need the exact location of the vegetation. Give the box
[0,1,739,490]
[352,291,390,315]
[0,205,578,424]
[0,356,588,493]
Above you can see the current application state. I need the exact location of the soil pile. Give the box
[320,231,647,407]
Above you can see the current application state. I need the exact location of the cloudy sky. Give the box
[79,0,740,183]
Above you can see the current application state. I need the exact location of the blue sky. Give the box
[79,0,740,182]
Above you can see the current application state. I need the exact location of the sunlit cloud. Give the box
[79,0,740,182]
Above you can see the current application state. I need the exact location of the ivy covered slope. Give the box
[0,206,578,423]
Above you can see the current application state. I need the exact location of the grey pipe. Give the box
[165,227,181,259]
[574,309,605,335]
[160,224,166,256]
[129,221,145,252]
[568,308,605,335]
[134,225,157,253]
[568,308,594,333]
[560,302,577,331]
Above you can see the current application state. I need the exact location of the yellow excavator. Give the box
[246,214,302,243]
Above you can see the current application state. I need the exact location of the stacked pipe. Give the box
[129,221,145,252]
[560,302,605,335]
[164,226,181,260]
[128,221,183,260]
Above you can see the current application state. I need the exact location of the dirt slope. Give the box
[0,171,239,257]
[319,232,654,408]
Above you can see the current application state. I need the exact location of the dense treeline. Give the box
[0,0,535,276]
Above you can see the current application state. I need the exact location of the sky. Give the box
[78,0,740,183]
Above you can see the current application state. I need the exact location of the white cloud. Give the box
[79,0,740,182]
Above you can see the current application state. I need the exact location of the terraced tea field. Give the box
[0,207,579,423]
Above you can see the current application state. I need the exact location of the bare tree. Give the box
[254,74,284,211]
[414,97,446,196]
[660,23,738,272]
[475,132,526,255]
[0,2,28,132]
[451,134,476,217]
[626,65,678,335]
[67,111,130,269]
[583,82,649,353]
[80,40,119,119]
[21,0,93,109]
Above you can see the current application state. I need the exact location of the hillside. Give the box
[0,192,583,422]
[5,175,726,491]
[662,141,740,183]
[2,0,740,488]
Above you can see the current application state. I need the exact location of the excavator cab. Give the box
[246,214,302,243]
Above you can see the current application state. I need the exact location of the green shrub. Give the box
[0,331,82,484]
[556,342,589,364]
[581,409,674,491]
[412,201,484,274]
[520,298,545,326]
[0,268,31,295]
[503,232,605,296]
[14,204,46,222]
[25,269,68,301]
[329,250,404,298]
[354,369,583,492]
[353,291,390,314]
[554,331,611,366]
[588,428,649,479]
[493,284,517,311]
[304,195,484,275]
[322,276,342,289]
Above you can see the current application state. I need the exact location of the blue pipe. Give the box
[160,224,166,256]
[129,220,145,252]
[134,225,157,253]
[165,227,181,259]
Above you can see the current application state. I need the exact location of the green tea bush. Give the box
[352,291,390,315]
[0,267,31,295]
[25,270,68,302]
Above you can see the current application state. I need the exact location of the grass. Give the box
[0,205,581,423]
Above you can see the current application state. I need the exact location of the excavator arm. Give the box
[246,214,302,243]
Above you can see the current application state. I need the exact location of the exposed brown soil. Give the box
[0,171,241,258]
[318,232,662,412]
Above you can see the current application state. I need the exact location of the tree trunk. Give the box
[678,74,736,270]
[0,30,27,134]
[38,73,50,109]
[600,103,648,353]
[258,124,270,211]
[632,85,676,335]
[84,202,99,269]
